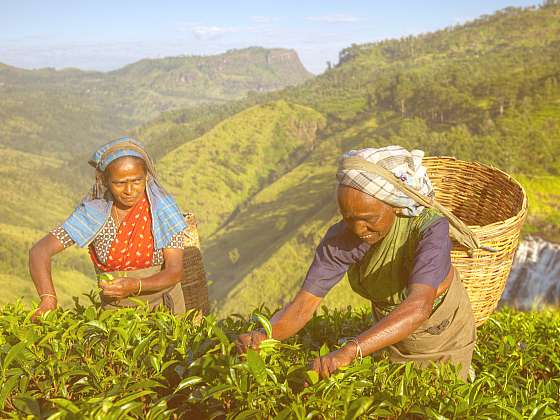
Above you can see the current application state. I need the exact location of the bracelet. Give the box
[347,338,363,361]
[249,329,262,348]
[136,279,142,296]
[40,293,57,300]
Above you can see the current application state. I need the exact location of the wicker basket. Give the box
[423,157,527,327]
[181,213,209,318]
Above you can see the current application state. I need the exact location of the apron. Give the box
[98,265,186,314]
[347,208,476,380]
[375,268,476,380]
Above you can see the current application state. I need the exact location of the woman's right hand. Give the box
[236,330,268,353]
[32,296,57,322]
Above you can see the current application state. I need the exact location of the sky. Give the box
[0,0,539,74]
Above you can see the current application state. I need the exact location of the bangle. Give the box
[249,330,262,348]
[40,293,57,300]
[136,279,142,296]
[347,338,363,361]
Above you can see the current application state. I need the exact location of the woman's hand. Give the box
[309,346,355,379]
[236,330,268,353]
[32,296,57,322]
[99,277,140,299]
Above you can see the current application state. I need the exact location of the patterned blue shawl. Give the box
[62,137,187,249]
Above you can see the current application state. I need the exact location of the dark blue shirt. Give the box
[302,218,452,297]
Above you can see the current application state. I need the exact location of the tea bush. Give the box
[1,297,558,419]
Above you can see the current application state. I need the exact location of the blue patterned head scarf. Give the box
[89,137,148,172]
[62,137,187,249]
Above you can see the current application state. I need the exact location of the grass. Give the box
[0,223,94,307]
[157,100,325,239]
[205,118,385,317]
[516,174,560,241]
[0,147,79,231]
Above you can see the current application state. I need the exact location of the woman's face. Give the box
[337,185,397,245]
[104,157,147,210]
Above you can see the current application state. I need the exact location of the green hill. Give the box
[157,100,325,238]
[112,47,312,118]
[203,119,377,314]
[2,4,560,311]
[200,4,560,315]
[0,223,93,306]
[0,147,80,231]
[0,47,312,159]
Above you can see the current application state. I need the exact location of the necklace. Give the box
[111,206,128,226]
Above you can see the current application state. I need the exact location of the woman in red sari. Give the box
[29,138,188,318]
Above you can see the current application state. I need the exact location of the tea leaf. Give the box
[345,397,373,420]
[1,340,27,375]
[114,390,155,406]
[175,376,203,393]
[252,312,273,339]
[50,398,80,414]
[305,370,320,386]
[0,375,19,410]
[247,348,267,385]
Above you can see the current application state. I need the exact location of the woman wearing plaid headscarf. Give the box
[29,137,188,318]
[237,145,476,381]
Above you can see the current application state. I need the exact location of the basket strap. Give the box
[340,156,485,255]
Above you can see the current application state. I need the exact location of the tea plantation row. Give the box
[1,297,559,419]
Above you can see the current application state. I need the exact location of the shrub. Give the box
[0,297,558,418]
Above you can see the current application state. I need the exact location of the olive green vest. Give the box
[347,208,443,316]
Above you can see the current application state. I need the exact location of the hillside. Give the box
[157,100,325,238]
[112,47,311,114]
[0,47,312,159]
[0,147,83,230]
[0,223,93,305]
[2,4,560,311]
[184,4,560,315]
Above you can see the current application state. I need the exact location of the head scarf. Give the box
[62,137,187,249]
[336,145,434,217]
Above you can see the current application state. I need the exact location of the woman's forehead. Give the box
[106,156,146,176]
[337,185,389,214]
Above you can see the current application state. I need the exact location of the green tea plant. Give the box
[0,296,558,419]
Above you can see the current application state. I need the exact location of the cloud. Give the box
[250,16,279,24]
[176,22,240,40]
[305,14,361,24]
[190,25,238,40]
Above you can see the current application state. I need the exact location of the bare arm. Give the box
[99,247,184,298]
[269,289,323,340]
[343,283,434,356]
[236,289,322,351]
[29,233,66,317]
[311,282,437,378]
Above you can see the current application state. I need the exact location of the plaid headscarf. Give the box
[62,137,187,249]
[336,145,434,217]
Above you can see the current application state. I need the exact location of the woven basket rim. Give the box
[424,156,528,231]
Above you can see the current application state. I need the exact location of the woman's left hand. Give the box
[309,347,355,379]
[99,277,140,299]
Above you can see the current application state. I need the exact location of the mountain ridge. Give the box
[0,47,312,158]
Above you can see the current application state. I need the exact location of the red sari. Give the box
[90,194,155,272]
